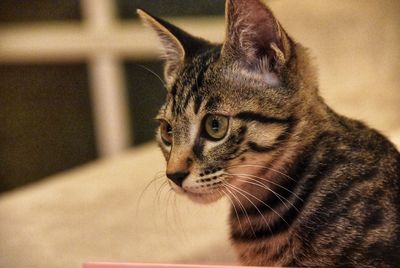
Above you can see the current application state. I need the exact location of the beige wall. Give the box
[270,0,400,135]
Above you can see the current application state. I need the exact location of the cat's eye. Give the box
[160,120,173,146]
[204,115,229,140]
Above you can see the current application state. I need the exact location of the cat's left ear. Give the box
[137,9,211,85]
[222,0,292,77]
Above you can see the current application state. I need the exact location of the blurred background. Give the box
[0,1,400,267]
[0,0,227,193]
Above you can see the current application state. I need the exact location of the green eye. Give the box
[204,115,229,140]
[160,120,173,145]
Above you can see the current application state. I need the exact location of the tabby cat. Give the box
[138,0,400,266]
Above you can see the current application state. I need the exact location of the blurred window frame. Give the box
[0,0,224,157]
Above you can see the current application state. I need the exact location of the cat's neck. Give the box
[228,100,334,214]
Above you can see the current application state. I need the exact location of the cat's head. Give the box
[138,0,319,204]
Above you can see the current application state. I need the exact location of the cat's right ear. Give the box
[222,0,292,82]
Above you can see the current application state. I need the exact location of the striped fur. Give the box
[139,0,400,266]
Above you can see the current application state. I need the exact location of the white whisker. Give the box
[137,172,166,213]
[234,175,300,212]
[223,185,256,237]
[225,181,289,227]
[155,180,169,210]
[137,64,166,88]
[235,177,289,209]
[227,164,297,182]
[227,171,303,202]
[221,188,244,233]
[223,182,274,234]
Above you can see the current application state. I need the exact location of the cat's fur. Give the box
[138,0,400,267]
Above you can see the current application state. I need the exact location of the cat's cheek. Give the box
[228,153,274,175]
[228,166,260,177]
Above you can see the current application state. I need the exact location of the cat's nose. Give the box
[167,171,189,187]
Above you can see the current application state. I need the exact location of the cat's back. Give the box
[296,115,400,267]
[335,115,400,181]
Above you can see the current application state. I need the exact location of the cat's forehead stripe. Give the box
[192,64,209,115]
[170,47,221,117]
[205,96,221,111]
[173,60,208,116]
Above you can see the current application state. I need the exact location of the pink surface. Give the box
[83,263,264,268]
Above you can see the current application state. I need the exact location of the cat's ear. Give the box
[137,9,184,84]
[223,0,292,76]
[137,9,210,85]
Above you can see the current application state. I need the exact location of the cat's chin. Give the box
[168,180,223,204]
[185,191,223,204]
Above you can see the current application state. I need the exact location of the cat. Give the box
[138,0,400,267]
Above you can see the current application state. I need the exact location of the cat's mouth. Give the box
[167,175,226,204]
